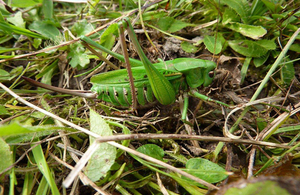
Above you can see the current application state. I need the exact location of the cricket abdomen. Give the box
[91,84,156,107]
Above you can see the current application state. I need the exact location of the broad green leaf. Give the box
[185,158,228,185]
[40,63,56,85]
[100,35,116,58]
[157,17,191,33]
[67,43,90,68]
[228,39,275,57]
[71,19,95,37]
[281,60,295,86]
[6,12,25,29]
[0,137,13,179]
[32,38,42,49]
[226,22,267,39]
[0,66,23,81]
[99,23,118,45]
[203,35,222,54]
[0,123,58,137]
[0,123,66,143]
[11,0,43,7]
[181,41,198,53]
[99,23,118,57]
[29,21,62,42]
[289,44,300,52]
[0,69,10,81]
[256,117,268,131]
[220,0,250,23]
[136,144,164,161]
[9,66,23,80]
[253,53,270,67]
[224,180,291,195]
[257,39,276,50]
[85,109,116,182]
[0,105,10,115]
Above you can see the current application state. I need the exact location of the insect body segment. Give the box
[89,63,184,107]
[90,67,184,107]
[91,83,155,107]
[22,18,226,112]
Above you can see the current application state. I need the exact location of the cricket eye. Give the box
[208,71,214,78]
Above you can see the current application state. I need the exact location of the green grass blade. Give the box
[0,21,45,39]
[80,35,143,67]
[32,143,60,195]
[35,176,49,195]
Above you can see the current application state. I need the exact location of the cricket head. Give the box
[173,58,216,88]
[201,60,216,87]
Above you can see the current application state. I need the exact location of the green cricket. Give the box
[23,18,229,121]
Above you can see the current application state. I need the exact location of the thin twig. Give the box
[93,134,291,149]
[119,23,137,110]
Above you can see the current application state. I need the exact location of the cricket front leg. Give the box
[121,18,177,106]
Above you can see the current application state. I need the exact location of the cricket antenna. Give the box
[22,76,98,99]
